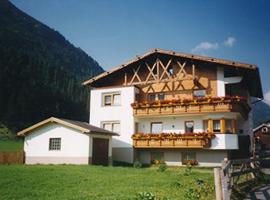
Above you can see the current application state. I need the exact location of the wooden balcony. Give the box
[132,133,215,149]
[131,96,250,119]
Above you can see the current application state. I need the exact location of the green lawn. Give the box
[0,165,215,200]
[0,139,23,151]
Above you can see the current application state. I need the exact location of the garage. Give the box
[17,117,118,165]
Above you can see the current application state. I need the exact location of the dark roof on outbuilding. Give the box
[17,117,119,136]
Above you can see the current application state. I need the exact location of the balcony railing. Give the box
[131,96,250,119]
[132,132,215,149]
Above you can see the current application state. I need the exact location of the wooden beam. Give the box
[144,61,157,84]
[129,65,142,85]
[221,118,225,134]
[192,64,195,79]
[208,119,213,133]
[124,73,127,85]
[232,119,237,134]
[159,59,172,81]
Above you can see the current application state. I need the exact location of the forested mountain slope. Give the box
[0,0,103,131]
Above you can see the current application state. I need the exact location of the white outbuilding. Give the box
[17,117,118,165]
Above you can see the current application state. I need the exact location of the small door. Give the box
[92,138,109,166]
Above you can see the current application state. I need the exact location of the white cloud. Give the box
[191,42,218,54]
[264,90,270,105]
[224,37,236,47]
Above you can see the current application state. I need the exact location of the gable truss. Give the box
[124,58,196,86]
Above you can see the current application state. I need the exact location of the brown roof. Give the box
[17,117,119,136]
[82,48,258,86]
[82,48,263,98]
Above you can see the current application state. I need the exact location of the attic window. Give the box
[168,66,174,76]
[262,127,268,133]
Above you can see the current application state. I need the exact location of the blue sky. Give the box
[11,0,270,100]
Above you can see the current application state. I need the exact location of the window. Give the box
[262,127,268,133]
[193,90,206,97]
[151,122,163,133]
[158,93,165,101]
[49,138,61,150]
[102,93,121,106]
[102,121,120,133]
[203,120,208,132]
[168,66,174,76]
[225,119,233,133]
[149,94,156,102]
[213,120,221,132]
[148,93,165,102]
[185,121,194,133]
[182,151,196,164]
[135,122,139,133]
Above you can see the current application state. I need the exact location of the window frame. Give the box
[102,92,121,107]
[182,151,196,164]
[193,89,206,97]
[49,138,61,151]
[101,121,120,134]
[150,122,163,134]
[213,120,221,133]
[185,121,194,133]
[148,93,165,102]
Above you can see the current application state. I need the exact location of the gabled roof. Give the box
[17,117,119,136]
[253,123,270,132]
[82,48,258,86]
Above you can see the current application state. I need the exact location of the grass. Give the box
[0,139,23,151]
[0,165,215,200]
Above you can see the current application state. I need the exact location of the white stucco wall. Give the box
[90,86,136,163]
[24,123,90,164]
[90,86,136,148]
[210,134,238,150]
[137,149,227,167]
[137,113,239,150]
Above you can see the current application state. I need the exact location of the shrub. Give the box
[136,192,156,200]
[157,163,167,172]
[135,192,170,200]
[183,164,192,176]
[184,178,214,200]
[133,160,142,168]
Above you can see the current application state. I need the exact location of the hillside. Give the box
[252,101,270,128]
[0,0,103,132]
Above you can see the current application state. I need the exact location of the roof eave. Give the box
[82,48,258,86]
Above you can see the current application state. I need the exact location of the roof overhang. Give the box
[82,48,258,86]
[17,117,119,137]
